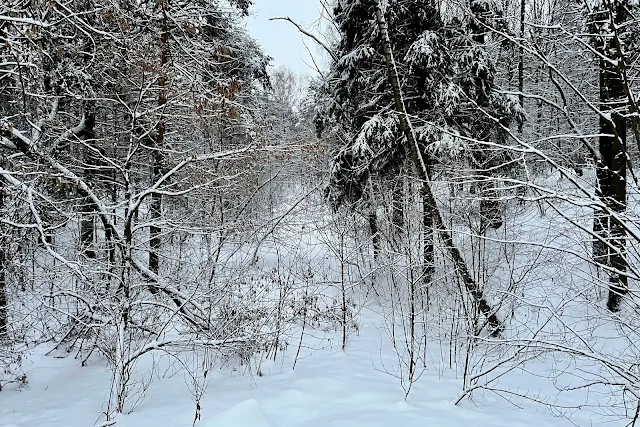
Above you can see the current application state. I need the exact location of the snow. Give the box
[0,16,50,27]
[205,399,275,427]
[0,312,588,427]
[0,171,634,427]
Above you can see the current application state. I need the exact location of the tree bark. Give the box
[375,1,503,335]
[518,0,525,133]
[369,205,380,259]
[79,100,96,258]
[391,174,404,232]
[470,0,504,234]
[423,189,435,286]
[591,4,628,312]
[149,3,169,276]
[0,179,7,337]
[422,164,434,287]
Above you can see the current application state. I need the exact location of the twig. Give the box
[269,17,337,61]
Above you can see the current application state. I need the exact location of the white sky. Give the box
[246,0,327,76]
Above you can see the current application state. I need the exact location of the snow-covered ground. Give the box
[1,171,636,427]
[0,312,587,427]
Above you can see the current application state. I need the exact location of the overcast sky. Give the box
[246,0,326,76]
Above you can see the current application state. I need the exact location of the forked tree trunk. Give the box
[375,2,503,335]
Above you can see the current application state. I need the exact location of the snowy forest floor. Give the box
[0,170,630,427]
[0,312,589,427]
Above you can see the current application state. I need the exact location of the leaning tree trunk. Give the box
[375,1,503,335]
[592,4,628,312]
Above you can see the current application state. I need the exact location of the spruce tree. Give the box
[318,0,523,328]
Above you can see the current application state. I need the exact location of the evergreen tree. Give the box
[318,0,523,310]
[321,0,523,207]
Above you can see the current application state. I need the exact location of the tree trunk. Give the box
[79,100,96,258]
[479,180,503,233]
[391,174,404,232]
[592,4,628,312]
[369,206,380,259]
[422,165,434,287]
[375,1,503,335]
[518,0,525,133]
[149,3,169,275]
[471,1,504,234]
[0,182,7,337]
[423,190,435,286]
